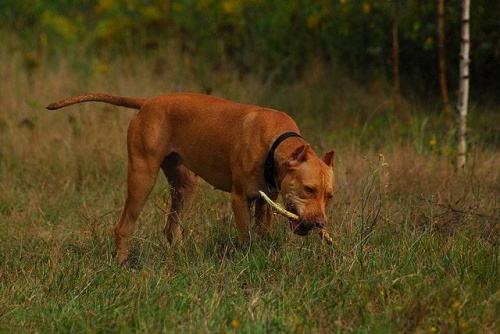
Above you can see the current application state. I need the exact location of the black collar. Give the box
[264,132,303,190]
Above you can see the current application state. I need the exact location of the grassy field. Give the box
[1,45,499,332]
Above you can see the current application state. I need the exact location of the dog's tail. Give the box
[46,94,147,111]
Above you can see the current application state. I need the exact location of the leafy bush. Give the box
[1,0,499,95]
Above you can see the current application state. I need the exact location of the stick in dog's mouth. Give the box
[258,191,333,245]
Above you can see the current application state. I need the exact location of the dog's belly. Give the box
[178,151,234,192]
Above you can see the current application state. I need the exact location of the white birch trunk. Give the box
[456,0,470,171]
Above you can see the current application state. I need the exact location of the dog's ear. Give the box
[287,144,310,167]
[323,150,335,167]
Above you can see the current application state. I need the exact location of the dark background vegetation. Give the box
[2,0,499,100]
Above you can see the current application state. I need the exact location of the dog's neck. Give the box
[272,136,310,190]
[265,132,302,190]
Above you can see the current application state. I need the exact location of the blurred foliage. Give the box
[1,0,499,97]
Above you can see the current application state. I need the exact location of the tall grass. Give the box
[1,40,499,332]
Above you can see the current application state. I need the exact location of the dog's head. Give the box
[279,145,335,236]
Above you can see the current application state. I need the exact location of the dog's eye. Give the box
[326,193,334,202]
[304,186,315,195]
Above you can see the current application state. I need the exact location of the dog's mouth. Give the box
[286,203,311,236]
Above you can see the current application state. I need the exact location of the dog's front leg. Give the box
[255,195,277,235]
[231,191,252,241]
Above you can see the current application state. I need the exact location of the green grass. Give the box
[1,191,498,332]
[0,45,499,332]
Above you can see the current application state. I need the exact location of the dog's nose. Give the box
[301,214,326,229]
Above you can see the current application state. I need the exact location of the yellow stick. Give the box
[258,191,298,220]
[258,191,334,245]
[314,227,334,246]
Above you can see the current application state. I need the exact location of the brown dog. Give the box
[47,93,335,263]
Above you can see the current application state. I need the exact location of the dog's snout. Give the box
[300,214,326,229]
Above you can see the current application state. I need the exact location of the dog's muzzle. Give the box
[286,204,325,236]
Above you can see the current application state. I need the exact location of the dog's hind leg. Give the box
[114,117,164,264]
[161,154,199,244]
[115,156,160,264]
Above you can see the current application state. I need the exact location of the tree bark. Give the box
[456,0,470,171]
[392,0,401,112]
[437,0,451,118]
